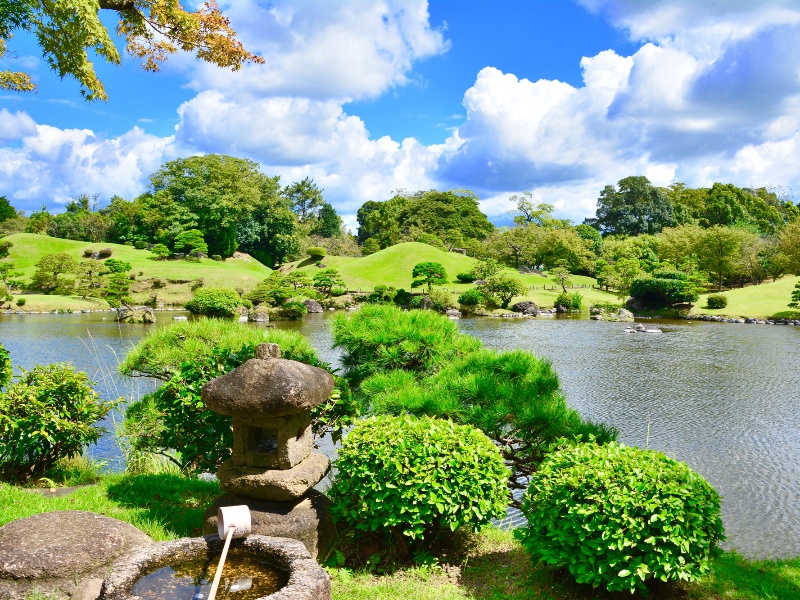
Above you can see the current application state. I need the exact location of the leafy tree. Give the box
[575,223,603,254]
[549,263,572,294]
[2,1,263,101]
[312,202,341,238]
[31,253,78,293]
[237,202,300,268]
[698,226,748,290]
[361,237,380,255]
[24,205,53,234]
[174,229,208,256]
[483,273,527,308]
[102,272,132,307]
[46,194,111,242]
[0,196,16,223]
[509,192,564,228]
[778,220,800,274]
[284,271,313,290]
[313,268,346,298]
[75,260,109,299]
[412,262,447,293]
[789,282,800,310]
[0,240,10,259]
[147,155,278,257]
[283,177,325,221]
[470,259,501,280]
[245,273,293,306]
[0,342,11,389]
[150,243,170,259]
[356,200,384,243]
[443,228,465,251]
[588,175,675,236]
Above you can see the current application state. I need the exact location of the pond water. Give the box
[1,311,798,559]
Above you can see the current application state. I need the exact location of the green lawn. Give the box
[690,276,800,319]
[2,477,797,600]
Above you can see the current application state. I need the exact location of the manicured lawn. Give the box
[5,294,112,312]
[2,478,798,599]
[690,276,800,319]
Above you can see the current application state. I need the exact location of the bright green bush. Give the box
[367,284,396,304]
[630,271,699,307]
[329,415,509,541]
[706,294,728,309]
[184,287,241,318]
[427,288,456,312]
[307,246,327,258]
[0,343,11,389]
[516,442,725,594]
[0,364,114,483]
[458,287,484,306]
[133,240,148,249]
[331,304,481,384]
[14,297,25,307]
[456,272,476,283]
[555,291,583,310]
[150,243,170,260]
[278,301,307,320]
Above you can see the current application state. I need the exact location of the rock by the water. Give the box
[0,511,151,600]
[511,301,538,315]
[204,491,334,559]
[617,308,634,322]
[444,308,462,319]
[115,305,155,324]
[303,300,324,313]
[419,296,434,310]
[202,358,334,417]
[217,453,330,501]
[555,304,568,313]
[249,305,270,322]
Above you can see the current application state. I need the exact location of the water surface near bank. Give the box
[1,311,798,559]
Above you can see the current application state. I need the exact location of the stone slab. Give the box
[0,511,151,600]
[203,491,334,559]
[219,452,330,501]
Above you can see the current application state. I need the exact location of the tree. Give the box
[284,271,313,290]
[470,259,501,280]
[483,273,527,309]
[549,263,572,294]
[2,1,263,101]
[312,203,341,238]
[789,282,800,310]
[313,268,346,298]
[0,196,15,223]
[150,243,170,260]
[75,261,109,299]
[0,240,10,260]
[283,177,325,221]
[778,220,800,275]
[356,200,384,243]
[361,238,380,255]
[174,229,208,256]
[588,176,675,236]
[412,262,447,293]
[103,258,132,274]
[698,227,747,290]
[509,192,563,228]
[31,253,78,293]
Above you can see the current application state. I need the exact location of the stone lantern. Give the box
[201,343,335,558]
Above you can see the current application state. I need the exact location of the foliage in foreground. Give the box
[0,364,114,483]
[516,442,725,594]
[329,415,509,544]
[122,321,357,474]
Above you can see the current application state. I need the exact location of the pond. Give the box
[1,311,798,559]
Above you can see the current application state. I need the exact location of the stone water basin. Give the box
[101,534,330,600]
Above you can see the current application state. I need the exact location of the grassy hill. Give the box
[690,277,800,319]
[2,233,271,305]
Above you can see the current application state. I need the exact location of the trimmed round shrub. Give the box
[329,415,509,541]
[184,287,241,319]
[555,291,583,310]
[706,294,728,309]
[211,254,223,262]
[307,246,327,258]
[150,244,170,260]
[458,287,484,306]
[279,301,307,320]
[516,442,725,594]
[133,240,147,249]
[456,272,476,283]
[15,297,25,307]
[630,272,698,307]
[0,364,114,483]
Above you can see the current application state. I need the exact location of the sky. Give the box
[2,0,800,232]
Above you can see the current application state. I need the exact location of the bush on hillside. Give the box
[456,272,476,283]
[706,294,728,309]
[516,442,725,594]
[0,364,114,483]
[307,246,326,259]
[150,244,170,260]
[133,240,148,249]
[329,415,509,543]
[184,287,241,319]
[15,297,25,307]
[630,271,699,308]
[458,287,484,307]
[0,343,11,389]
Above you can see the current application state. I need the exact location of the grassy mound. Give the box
[2,233,271,305]
[690,276,800,319]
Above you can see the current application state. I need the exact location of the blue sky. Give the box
[2,0,800,231]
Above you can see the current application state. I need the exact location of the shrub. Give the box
[367,284,396,304]
[211,254,222,262]
[278,301,307,320]
[150,244,170,260]
[0,364,115,483]
[190,277,205,291]
[0,343,10,389]
[555,291,583,310]
[151,278,165,289]
[393,288,412,307]
[470,259,501,280]
[456,272,476,283]
[427,288,456,312]
[185,287,241,319]
[124,241,134,246]
[706,294,728,309]
[458,287,484,307]
[83,248,95,258]
[307,246,327,258]
[329,415,509,542]
[516,442,725,594]
[483,273,526,308]
[133,240,148,249]
[97,248,113,258]
[15,297,25,307]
